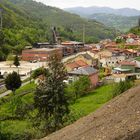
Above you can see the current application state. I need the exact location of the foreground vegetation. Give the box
[0,83,114,140]
[0,57,135,140]
[1,80,134,140]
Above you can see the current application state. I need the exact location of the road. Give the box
[0,81,32,99]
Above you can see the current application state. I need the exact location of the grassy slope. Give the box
[0,83,114,139]
[71,84,113,116]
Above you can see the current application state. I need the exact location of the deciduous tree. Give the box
[5,71,21,94]
[34,55,69,132]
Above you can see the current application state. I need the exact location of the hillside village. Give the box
[1,30,140,139]
[1,0,140,140]
[1,32,140,85]
[15,32,140,86]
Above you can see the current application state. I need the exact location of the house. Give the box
[113,60,140,82]
[119,61,138,73]
[112,74,127,83]
[65,60,88,72]
[94,50,112,59]
[105,42,118,49]
[100,56,125,68]
[113,61,137,74]
[74,53,95,66]
[68,66,98,87]
[123,49,137,58]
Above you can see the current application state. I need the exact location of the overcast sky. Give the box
[35,0,140,10]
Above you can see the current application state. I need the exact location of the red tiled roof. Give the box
[66,60,88,69]
[105,42,118,48]
[120,61,137,66]
[66,63,79,69]
[75,60,88,67]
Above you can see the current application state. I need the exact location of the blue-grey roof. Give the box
[69,66,98,75]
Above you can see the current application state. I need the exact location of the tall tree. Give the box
[13,55,20,67]
[34,54,69,132]
[5,71,21,94]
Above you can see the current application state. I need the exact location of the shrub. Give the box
[112,80,134,97]
[65,76,91,100]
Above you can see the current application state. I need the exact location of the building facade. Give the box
[22,48,63,62]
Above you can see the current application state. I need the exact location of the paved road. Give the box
[0,81,32,99]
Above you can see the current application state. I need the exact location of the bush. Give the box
[5,71,21,93]
[65,76,91,100]
[112,80,134,97]
[32,67,48,79]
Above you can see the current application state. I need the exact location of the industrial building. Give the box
[22,47,63,62]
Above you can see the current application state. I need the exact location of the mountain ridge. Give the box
[64,6,140,17]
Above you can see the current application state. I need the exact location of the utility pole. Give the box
[82,24,85,44]
[0,9,3,30]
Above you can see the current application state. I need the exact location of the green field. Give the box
[71,84,113,117]
[0,83,114,139]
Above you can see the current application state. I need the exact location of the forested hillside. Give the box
[89,13,139,32]
[0,0,118,60]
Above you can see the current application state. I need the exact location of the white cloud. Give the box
[35,0,140,10]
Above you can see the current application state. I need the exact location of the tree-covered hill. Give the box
[129,18,140,36]
[0,0,118,60]
[89,13,139,32]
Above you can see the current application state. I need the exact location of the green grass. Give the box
[0,84,114,139]
[0,82,36,117]
[15,82,36,95]
[71,84,114,117]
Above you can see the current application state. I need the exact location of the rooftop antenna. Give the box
[0,8,3,30]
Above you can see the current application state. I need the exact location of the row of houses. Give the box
[23,33,140,86]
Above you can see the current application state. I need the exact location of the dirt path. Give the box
[42,85,140,140]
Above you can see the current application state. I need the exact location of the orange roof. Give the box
[75,60,88,67]
[66,63,79,69]
[105,42,118,48]
[66,60,88,69]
